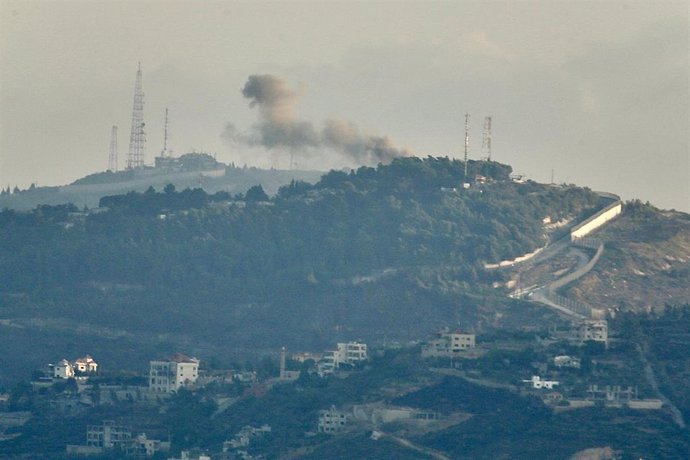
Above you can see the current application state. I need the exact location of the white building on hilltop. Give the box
[421,329,476,358]
[318,342,368,375]
[149,353,200,393]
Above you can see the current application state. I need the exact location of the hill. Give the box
[564,201,690,313]
[0,154,322,211]
[0,156,603,386]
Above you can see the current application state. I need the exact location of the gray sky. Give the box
[1,0,688,211]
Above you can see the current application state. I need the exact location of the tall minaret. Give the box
[127,62,146,169]
[280,347,287,380]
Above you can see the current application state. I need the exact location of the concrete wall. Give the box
[484,246,544,270]
[570,201,622,241]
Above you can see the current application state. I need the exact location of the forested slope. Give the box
[0,157,600,384]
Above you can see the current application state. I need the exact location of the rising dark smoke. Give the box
[240,75,319,149]
[224,74,411,164]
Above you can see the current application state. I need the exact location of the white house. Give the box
[421,330,476,358]
[54,359,75,379]
[74,355,98,374]
[149,353,200,393]
[523,375,559,389]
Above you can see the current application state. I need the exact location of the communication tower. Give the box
[160,108,172,158]
[463,113,470,180]
[482,116,492,161]
[108,125,118,172]
[127,63,146,169]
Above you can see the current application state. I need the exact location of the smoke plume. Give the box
[226,74,411,164]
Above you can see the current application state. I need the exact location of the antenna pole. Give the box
[108,126,118,172]
[127,62,146,169]
[482,116,492,161]
[464,113,470,179]
[161,108,171,158]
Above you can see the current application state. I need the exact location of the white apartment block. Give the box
[318,342,368,375]
[149,353,200,393]
[421,330,476,358]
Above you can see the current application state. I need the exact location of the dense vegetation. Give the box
[617,306,690,423]
[0,157,602,384]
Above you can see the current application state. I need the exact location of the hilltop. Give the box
[0,153,322,211]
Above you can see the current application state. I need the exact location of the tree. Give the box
[245,184,269,202]
[164,183,176,194]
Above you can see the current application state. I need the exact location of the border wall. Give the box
[570,199,622,241]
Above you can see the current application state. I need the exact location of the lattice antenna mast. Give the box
[482,116,492,161]
[108,125,118,172]
[463,113,470,179]
[127,62,146,169]
[160,108,172,158]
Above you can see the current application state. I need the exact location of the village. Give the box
[0,314,668,460]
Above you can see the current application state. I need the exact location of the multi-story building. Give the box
[578,320,608,346]
[341,342,368,362]
[318,406,349,434]
[149,353,200,393]
[318,342,368,375]
[128,433,171,457]
[421,330,476,358]
[54,359,75,379]
[86,421,132,449]
[551,320,609,348]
